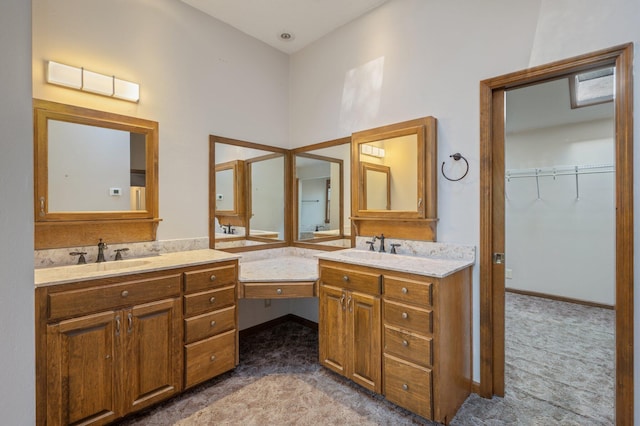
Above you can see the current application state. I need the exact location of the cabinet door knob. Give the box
[210,355,216,362]
[401,287,408,294]
[402,384,409,391]
[343,275,349,282]
[401,312,408,319]
[209,296,216,303]
[210,320,216,327]
[121,290,129,297]
[276,288,283,295]
[402,340,409,347]
[210,274,217,281]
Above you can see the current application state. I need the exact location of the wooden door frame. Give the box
[479,43,634,423]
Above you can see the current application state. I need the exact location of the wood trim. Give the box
[479,43,633,423]
[505,288,615,310]
[361,162,391,210]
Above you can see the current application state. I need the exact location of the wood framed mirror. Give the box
[210,134,290,252]
[351,117,437,240]
[291,136,352,250]
[33,99,160,249]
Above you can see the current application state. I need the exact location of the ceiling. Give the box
[180,0,389,54]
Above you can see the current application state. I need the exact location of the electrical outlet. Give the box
[264,299,271,308]
[505,269,513,279]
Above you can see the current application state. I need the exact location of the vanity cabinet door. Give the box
[318,284,347,376]
[348,291,381,393]
[46,310,119,426]
[122,298,182,413]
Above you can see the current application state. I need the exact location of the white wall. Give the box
[0,1,35,424]
[32,0,290,241]
[288,0,640,410]
[505,119,615,305]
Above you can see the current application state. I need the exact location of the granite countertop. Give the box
[315,248,474,278]
[35,249,240,287]
[239,256,318,282]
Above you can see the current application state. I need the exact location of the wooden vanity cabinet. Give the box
[183,261,239,388]
[383,268,472,424]
[35,260,239,426]
[318,260,382,393]
[318,259,471,424]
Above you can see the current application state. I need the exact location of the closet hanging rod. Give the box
[506,164,614,180]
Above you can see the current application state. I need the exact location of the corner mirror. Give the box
[292,137,352,249]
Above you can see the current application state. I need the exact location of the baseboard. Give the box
[506,287,614,310]
[239,314,318,339]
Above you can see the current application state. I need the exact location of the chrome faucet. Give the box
[97,238,108,263]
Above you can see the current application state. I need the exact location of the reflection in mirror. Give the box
[210,135,288,251]
[358,134,418,211]
[362,162,390,210]
[292,137,352,249]
[47,120,147,212]
[33,99,160,250]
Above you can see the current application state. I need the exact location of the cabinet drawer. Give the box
[384,354,432,420]
[383,276,432,308]
[320,266,381,295]
[242,281,316,299]
[383,300,432,334]
[384,326,432,367]
[185,329,236,388]
[184,285,235,317]
[184,306,236,344]
[184,263,237,293]
[48,274,181,321]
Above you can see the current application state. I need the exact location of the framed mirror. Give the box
[292,136,352,249]
[361,162,390,210]
[214,160,245,216]
[33,99,160,249]
[210,135,289,251]
[351,117,437,241]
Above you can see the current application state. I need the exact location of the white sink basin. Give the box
[64,259,152,272]
[336,250,398,260]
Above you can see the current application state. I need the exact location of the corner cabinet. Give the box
[318,259,471,425]
[35,259,239,426]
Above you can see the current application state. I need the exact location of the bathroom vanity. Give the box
[316,248,473,424]
[34,250,239,425]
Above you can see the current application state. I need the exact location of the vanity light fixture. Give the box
[361,143,385,158]
[46,60,140,103]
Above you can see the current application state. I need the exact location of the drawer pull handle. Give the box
[401,287,408,294]
[210,296,216,303]
[402,384,409,391]
[210,274,217,281]
[402,340,409,347]
[210,355,216,362]
[401,312,408,319]
[210,320,216,327]
[276,288,283,295]
[121,290,129,297]
[343,275,349,282]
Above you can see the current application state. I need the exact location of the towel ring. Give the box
[441,153,469,182]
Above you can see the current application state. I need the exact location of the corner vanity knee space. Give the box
[317,246,474,424]
[35,250,239,425]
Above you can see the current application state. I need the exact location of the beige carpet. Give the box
[174,374,378,426]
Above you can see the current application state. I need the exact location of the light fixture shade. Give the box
[82,70,114,96]
[361,144,373,155]
[114,78,140,102]
[46,61,82,89]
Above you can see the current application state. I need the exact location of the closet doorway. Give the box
[479,43,634,423]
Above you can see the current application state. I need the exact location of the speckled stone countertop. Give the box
[316,248,474,278]
[239,256,318,282]
[35,249,240,287]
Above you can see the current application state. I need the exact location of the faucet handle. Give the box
[69,251,87,264]
[365,240,375,251]
[390,243,401,254]
[114,248,129,261]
